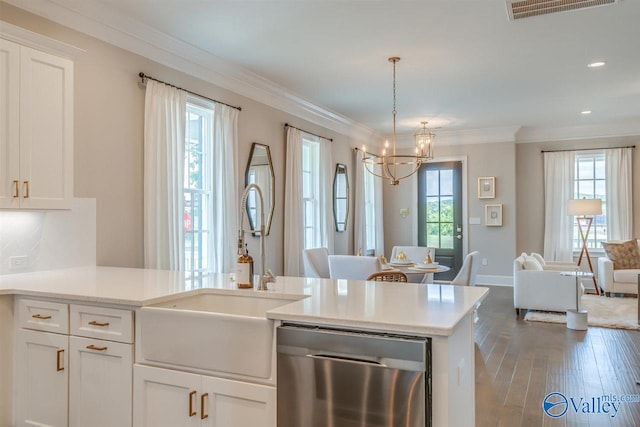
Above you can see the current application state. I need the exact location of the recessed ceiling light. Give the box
[581,110,592,115]
[587,61,606,68]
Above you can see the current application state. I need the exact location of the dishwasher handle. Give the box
[307,353,387,367]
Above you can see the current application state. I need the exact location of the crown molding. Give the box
[0,19,85,58]
[5,0,379,143]
[515,120,640,143]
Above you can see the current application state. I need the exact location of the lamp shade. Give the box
[567,198,602,216]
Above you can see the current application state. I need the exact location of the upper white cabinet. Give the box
[0,37,73,209]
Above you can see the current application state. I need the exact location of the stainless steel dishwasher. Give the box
[277,323,431,427]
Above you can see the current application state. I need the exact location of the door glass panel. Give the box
[426,170,438,195]
[439,170,453,195]
[440,196,453,223]
[426,223,439,248]
[426,197,439,222]
[441,223,454,249]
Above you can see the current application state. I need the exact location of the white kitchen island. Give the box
[0,266,488,427]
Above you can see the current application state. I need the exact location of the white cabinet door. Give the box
[14,329,68,427]
[19,45,73,209]
[200,376,275,427]
[133,365,201,427]
[0,38,20,209]
[69,336,133,427]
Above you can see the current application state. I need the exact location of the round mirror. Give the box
[245,143,275,236]
[333,163,349,232]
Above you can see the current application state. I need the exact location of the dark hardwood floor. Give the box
[474,285,640,427]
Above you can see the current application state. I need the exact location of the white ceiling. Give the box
[7,0,640,143]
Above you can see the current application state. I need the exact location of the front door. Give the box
[418,161,463,280]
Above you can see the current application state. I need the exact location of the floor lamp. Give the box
[567,198,602,295]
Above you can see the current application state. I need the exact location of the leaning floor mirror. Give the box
[333,163,349,232]
[245,143,275,236]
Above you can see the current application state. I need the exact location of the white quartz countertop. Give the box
[0,266,489,336]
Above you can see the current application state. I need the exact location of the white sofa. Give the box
[513,254,583,315]
[597,240,640,296]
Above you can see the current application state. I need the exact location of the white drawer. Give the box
[17,298,69,334]
[70,304,134,343]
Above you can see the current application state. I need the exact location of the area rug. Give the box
[524,295,640,330]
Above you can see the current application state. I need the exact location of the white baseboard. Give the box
[477,274,513,286]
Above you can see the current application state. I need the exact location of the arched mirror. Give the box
[245,143,275,236]
[333,163,349,232]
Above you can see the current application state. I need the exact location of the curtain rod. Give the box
[138,72,241,111]
[541,145,635,153]
[284,123,333,142]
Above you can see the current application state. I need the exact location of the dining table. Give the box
[383,261,451,284]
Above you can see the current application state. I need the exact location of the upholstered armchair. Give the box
[598,239,640,296]
[513,254,583,315]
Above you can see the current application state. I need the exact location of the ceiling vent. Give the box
[507,0,618,20]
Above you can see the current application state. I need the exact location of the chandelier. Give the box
[361,57,435,185]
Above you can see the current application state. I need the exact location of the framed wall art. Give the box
[485,204,503,227]
[478,176,495,199]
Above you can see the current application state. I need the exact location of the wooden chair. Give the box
[366,271,408,283]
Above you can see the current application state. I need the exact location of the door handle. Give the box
[23,181,29,198]
[307,353,386,367]
[12,180,19,198]
[456,234,462,240]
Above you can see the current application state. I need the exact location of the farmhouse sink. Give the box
[139,292,297,379]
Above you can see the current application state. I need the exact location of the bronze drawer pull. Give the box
[201,393,209,419]
[32,314,52,320]
[88,320,110,327]
[86,345,107,351]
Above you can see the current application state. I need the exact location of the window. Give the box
[363,166,377,255]
[184,99,213,281]
[573,152,606,250]
[302,137,320,249]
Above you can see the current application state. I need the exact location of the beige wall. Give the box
[1,3,360,274]
[384,141,517,279]
[516,135,640,255]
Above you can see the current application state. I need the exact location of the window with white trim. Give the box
[363,166,377,255]
[184,99,213,281]
[573,152,606,250]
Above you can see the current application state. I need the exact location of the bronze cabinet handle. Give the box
[188,390,197,417]
[88,320,110,327]
[32,314,52,320]
[23,181,29,198]
[12,180,19,198]
[56,349,64,371]
[86,344,107,351]
[200,393,209,419]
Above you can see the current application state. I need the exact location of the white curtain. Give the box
[353,149,385,256]
[143,80,186,270]
[543,151,575,262]
[284,127,304,276]
[212,104,239,273]
[318,136,335,255]
[354,149,366,254]
[605,147,633,240]
[284,128,334,276]
[373,163,385,257]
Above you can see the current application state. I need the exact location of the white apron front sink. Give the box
[139,292,297,379]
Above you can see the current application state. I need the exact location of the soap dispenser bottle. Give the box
[236,243,254,289]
